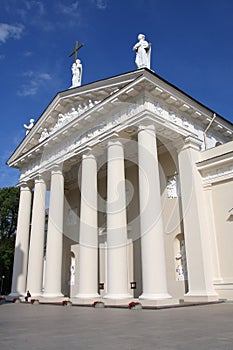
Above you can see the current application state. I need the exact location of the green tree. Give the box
[0,187,19,294]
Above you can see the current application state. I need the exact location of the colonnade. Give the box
[9,125,217,301]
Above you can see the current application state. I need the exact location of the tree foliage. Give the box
[0,187,19,294]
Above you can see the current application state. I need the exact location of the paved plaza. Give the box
[0,302,233,350]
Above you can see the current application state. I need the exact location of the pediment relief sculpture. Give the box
[39,99,100,142]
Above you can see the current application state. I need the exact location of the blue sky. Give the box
[0,0,233,188]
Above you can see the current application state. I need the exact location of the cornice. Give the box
[197,142,233,184]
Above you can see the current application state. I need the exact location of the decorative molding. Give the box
[202,164,233,185]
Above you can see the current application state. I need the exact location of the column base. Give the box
[74,293,100,299]
[104,293,132,300]
[183,292,219,303]
[140,298,179,307]
[28,292,42,297]
[139,292,171,300]
[42,292,64,298]
[39,295,66,304]
[6,292,24,301]
[214,280,233,300]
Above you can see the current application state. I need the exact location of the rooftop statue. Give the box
[71,59,82,87]
[133,34,151,69]
[69,40,84,88]
[24,118,34,135]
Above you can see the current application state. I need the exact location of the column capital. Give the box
[18,182,32,191]
[51,164,63,176]
[203,183,213,191]
[34,174,46,185]
[82,153,96,161]
[179,136,202,152]
[138,124,156,133]
[107,139,122,148]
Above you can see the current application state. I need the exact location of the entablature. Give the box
[197,141,233,185]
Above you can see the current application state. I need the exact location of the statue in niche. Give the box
[71,59,82,87]
[24,118,35,135]
[175,240,187,281]
[133,34,151,69]
[69,256,75,286]
[167,175,178,198]
[176,265,184,281]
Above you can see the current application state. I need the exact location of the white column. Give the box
[138,125,171,300]
[10,183,32,297]
[76,154,99,298]
[27,176,46,296]
[178,136,218,301]
[104,140,131,299]
[43,166,64,297]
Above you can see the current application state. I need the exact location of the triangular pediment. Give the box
[8,69,144,166]
[8,68,233,169]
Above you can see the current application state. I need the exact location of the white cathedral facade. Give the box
[7,44,233,305]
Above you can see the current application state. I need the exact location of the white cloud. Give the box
[17,81,38,97]
[24,1,45,16]
[0,23,24,44]
[57,1,79,16]
[24,51,33,57]
[21,70,34,77]
[95,0,108,10]
[38,73,51,80]
[17,71,52,97]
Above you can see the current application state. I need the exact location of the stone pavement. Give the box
[0,302,233,350]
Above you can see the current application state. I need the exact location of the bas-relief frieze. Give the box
[39,99,101,142]
[21,98,206,180]
[20,101,143,179]
[147,98,228,148]
[145,98,194,132]
[39,95,195,144]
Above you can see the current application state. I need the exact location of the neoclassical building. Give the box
[7,68,233,305]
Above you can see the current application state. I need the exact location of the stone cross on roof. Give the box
[69,40,84,63]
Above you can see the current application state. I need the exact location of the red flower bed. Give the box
[128,301,141,309]
[13,298,20,303]
[92,301,104,307]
